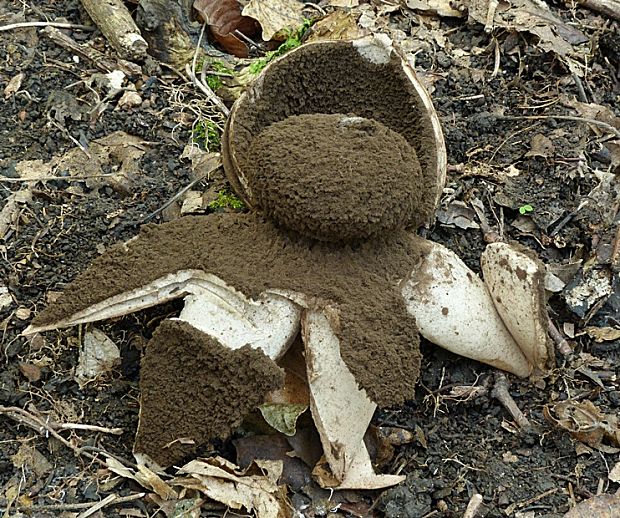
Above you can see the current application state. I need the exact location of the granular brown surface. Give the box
[246,114,422,242]
[33,213,423,408]
[227,41,439,227]
[135,320,284,466]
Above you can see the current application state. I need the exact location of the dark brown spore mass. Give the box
[33,214,423,408]
[135,320,284,466]
[227,42,439,226]
[246,114,422,242]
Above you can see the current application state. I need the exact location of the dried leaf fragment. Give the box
[75,328,120,386]
[4,72,24,98]
[243,0,306,41]
[174,457,287,518]
[194,0,259,57]
[584,326,620,342]
[544,400,620,451]
[564,492,620,517]
[106,457,177,500]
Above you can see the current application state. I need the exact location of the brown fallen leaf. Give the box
[544,400,620,451]
[193,0,259,57]
[18,362,41,383]
[234,434,312,491]
[584,326,620,342]
[564,492,620,517]
[4,72,24,99]
[525,134,555,158]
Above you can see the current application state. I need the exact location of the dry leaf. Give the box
[526,134,555,158]
[405,0,464,18]
[106,457,177,500]
[327,0,359,6]
[467,0,588,59]
[4,72,24,98]
[0,285,12,312]
[11,443,52,477]
[585,326,620,342]
[307,10,367,42]
[18,362,41,382]
[15,307,31,320]
[75,328,120,386]
[243,0,306,41]
[174,457,287,518]
[181,190,204,214]
[544,400,620,451]
[564,492,620,517]
[194,0,259,57]
[609,461,620,483]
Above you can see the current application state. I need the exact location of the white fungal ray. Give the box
[402,239,532,378]
[24,270,301,361]
[302,307,405,489]
[481,243,553,373]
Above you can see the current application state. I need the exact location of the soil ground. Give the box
[1,1,619,517]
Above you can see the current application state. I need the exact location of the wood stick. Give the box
[491,372,532,431]
[570,0,620,20]
[80,0,148,60]
[41,26,141,76]
[0,21,94,32]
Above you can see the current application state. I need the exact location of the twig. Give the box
[0,174,116,183]
[463,493,484,518]
[142,157,222,222]
[570,69,588,103]
[80,0,147,60]
[484,0,499,32]
[187,24,230,116]
[568,0,620,21]
[0,405,109,467]
[41,26,140,76]
[0,493,146,514]
[58,423,123,435]
[548,319,573,356]
[495,115,620,139]
[0,21,94,32]
[491,372,532,430]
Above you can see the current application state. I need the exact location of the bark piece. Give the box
[81,0,148,60]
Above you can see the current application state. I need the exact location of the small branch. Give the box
[0,493,146,514]
[495,115,620,139]
[0,21,94,32]
[187,24,230,117]
[58,423,123,435]
[41,26,140,76]
[80,0,148,60]
[142,156,222,222]
[491,372,532,431]
[548,319,573,356]
[569,0,620,20]
[0,174,116,183]
[463,493,484,518]
[0,405,112,467]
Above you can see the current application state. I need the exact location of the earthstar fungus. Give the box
[24,36,552,489]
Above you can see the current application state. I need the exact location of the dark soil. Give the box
[246,113,423,242]
[1,1,619,517]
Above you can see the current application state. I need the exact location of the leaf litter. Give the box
[0,0,616,509]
